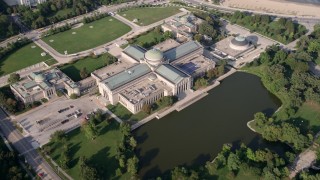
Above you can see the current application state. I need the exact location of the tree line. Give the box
[0,1,19,41]
[224,11,307,44]
[0,139,29,180]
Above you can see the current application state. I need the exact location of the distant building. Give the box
[10,68,80,104]
[92,40,215,114]
[4,0,46,6]
[161,13,202,42]
[211,35,254,60]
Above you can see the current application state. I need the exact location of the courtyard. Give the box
[120,7,181,26]
[0,42,54,76]
[42,16,131,54]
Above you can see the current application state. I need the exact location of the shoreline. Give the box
[221,0,320,17]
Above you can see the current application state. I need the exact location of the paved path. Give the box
[289,149,317,178]
[0,108,61,180]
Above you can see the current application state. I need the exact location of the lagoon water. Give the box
[286,0,320,5]
[134,72,283,178]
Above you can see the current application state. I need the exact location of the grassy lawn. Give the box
[120,7,181,26]
[42,16,131,54]
[59,54,113,82]
[293,101,320,133]
[209,166,260,180]
[46,120,129,179]
[107,103,148,122]
[48,8,73,18]
[0,43,53,76]
[129,29,165,48]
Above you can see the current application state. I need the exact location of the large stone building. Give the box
[92,40,215,114]
[10,68,80,104]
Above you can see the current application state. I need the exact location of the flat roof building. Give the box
[95,40,215,114]
[211,35,254,60]
[10,68,80,104]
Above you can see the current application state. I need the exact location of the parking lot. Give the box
[15,95,106,147]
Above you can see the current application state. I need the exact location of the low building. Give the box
[211,35,255,60]
[10,68,80,104]
[95,40,215,114]
[161,13,202,42]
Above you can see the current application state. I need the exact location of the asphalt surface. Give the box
[0,108,61,180]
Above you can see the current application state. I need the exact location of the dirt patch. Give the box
[72,23,84,29]
[305,101,320,111]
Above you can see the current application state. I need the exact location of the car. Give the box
[38,172,44,178]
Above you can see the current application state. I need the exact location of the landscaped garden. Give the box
[59,53,117,81]
[127,27,172,49]
[42,16,131,54]
[120,7,181,26]
[0,42,53,76]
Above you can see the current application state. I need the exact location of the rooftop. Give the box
[153,39,180,52]
[156,64,189,84]
[123,45,146,61]
[102,64,151,90]
[119,75,171,105]
[164,41,202,62]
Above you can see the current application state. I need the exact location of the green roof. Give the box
[123,45,146,61]
[156,64,188,84]
[103,64,151,90]
[23,81,37,89]
[164,41,201,62]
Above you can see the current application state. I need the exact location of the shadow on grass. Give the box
[69,142,82,168]
[88,146,118,179]
[60,65,81,82]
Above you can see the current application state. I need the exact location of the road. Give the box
[0,108,61,180]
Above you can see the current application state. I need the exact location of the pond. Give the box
[134,72,283,178]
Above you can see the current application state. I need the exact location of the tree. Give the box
[8,73,20,84]
[82,121,98,140]
[127,156,139,175]
[80,67,88,79]
[50,130,65,143]
[129,136,137,149]
[227,153,240,171]
[194,78,208,89]
[69,93,78,99]
[141,104,152,114]
[120,122,131,136]
[79,156,98,180]
[193,34,202,42]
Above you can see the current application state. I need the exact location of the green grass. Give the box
[209,166,260,180]
[46,120,128,179]
[48,8,73,18]
[0,43,53,76]
[59,55,110,82]
[44,58,58,66]
[121,7,181,26]
[107,103,148,122]
[129,30,164,48]
[42,16,131,54]
[294,101,320,133]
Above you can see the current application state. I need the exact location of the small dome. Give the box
[230,36,250,50]
[34,74,46,83]
[145,49,163,67]
[181,16,188,23]
[148,73,157,81]
[73,87,80,95]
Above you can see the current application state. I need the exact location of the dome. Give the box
[148,73,157,81]
[34,74,46,83]
[145,49,163,67]
[230,36,250,50]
